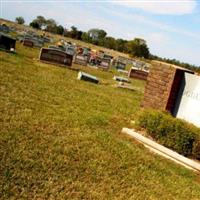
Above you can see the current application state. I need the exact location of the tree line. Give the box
[15,15,199,71]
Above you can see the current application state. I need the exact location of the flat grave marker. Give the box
[113,76,130,83]
[77,71,99,84]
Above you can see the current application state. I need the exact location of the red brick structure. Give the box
[141,61,194,113]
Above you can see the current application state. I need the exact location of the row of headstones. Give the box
[0,28,53,51]
[77,71,134,85]
[0,29,150,82]
[39,46,150,81]
[17,31,53,48]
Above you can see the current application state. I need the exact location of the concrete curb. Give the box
[121,128,200,172]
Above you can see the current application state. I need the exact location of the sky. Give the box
[1,0,200,66]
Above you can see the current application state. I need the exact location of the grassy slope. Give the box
[1,43,200,200]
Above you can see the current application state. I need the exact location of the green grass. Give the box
[1,43,200,200]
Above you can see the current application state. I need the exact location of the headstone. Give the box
[39,48,73,66]
[173,73,200,127]
[113,60,126,70]
[117,69,129,74]
[98,58,110,70]
[0,24,10,33]
[0,33,16,51]
[43,37,51,43]
[48,45,63,51]
[74,55,88,66]
[128,67,149,80]
[65,46,76,56]
[77,71,99,84]
[23,39,34,47]
[142,60,194,115]
[113,76,130,83]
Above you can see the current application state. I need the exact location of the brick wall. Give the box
[141,61,193,113]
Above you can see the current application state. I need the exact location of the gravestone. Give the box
[39,48,73,67]
[113,76,130,83]
[77,71,99,84]
[114,61,126,70]
[48,45,63,51]
[129,67,149,81]
[173,73,200,127]
[98,58,110,70]
[0,24,10,33]
[65,46,76,56]
[74,55,88,66]
[0,33,16,51]
[142,61,195,119]
[43,37,51,43]
[23,39,34,47]
[117,69,129,75]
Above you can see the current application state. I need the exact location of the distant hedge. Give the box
[136,109,200,160]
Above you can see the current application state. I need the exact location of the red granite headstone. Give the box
[23,40,34,47]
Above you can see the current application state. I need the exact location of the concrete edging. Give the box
[121,128,200,172]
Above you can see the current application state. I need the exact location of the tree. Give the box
[81,32,90,42]
[88,28,107,44]
[45,18,57,33]
[127,38,149,58]
[116,39,128,52]
[15,16,25,24]
[29,21,40,29]
[102,37,116,49]
[76,30,83,40]
[35,15,46,29]
[56,25,64,35]
[30,16,46,29]
[70,26,78,38]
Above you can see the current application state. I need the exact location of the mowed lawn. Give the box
[1,43,200,200]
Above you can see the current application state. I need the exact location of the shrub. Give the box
[136,109,200,159]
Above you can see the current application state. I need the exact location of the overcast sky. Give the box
[1,0,200,66]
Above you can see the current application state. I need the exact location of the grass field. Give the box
[1,42,200,199]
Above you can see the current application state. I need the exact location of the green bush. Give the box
[136,109,200,159]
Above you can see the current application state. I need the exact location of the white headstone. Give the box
[175,72,200,127]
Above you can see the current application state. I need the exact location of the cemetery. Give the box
[1,18,200,199]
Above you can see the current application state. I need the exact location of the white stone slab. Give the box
[174,72,200,127]
[121,128,200,172]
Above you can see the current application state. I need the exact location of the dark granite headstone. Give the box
[39,48,73,66]
[0,33,16,51]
